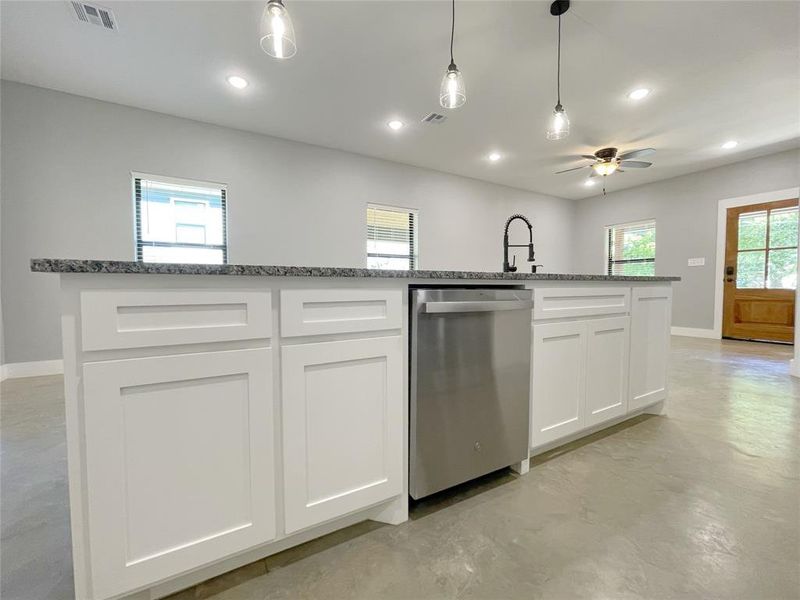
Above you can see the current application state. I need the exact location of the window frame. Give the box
[132,172,229,264]
[604,219,657,276]
[366,203,420,271]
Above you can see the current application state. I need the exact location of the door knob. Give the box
[725,265,734,283]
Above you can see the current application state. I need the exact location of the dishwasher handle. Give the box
[422,299,534,314]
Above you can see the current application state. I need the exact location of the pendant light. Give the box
[546,0,570,140]
[439,0,465,109]
[260,0,296,59]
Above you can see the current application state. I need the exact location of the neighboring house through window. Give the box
[606,220,656,276]
[366,204,419,270]
[134,174,227,264]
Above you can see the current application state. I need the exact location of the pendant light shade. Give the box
[440,63,466,109]
[439,0,465,109]
[260,0,296,59]
[546,104,570,140]
[546,0,570,140]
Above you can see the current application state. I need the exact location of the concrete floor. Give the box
[2,337,798,600]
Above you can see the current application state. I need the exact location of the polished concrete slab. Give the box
[2,337,798,599]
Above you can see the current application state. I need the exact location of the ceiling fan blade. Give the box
[580,154,598,160]
[555,165,589,174]
[619,160,652,168]
[618,148,655,161]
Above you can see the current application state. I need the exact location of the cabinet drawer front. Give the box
[281,336,403,533]
[280,289,402,337]
[82,349,275,599]
[81,289,272,350]
[532,287,630,320]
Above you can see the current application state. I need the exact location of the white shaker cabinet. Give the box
[629,286,672,411]
[530,321,587,447]
[81,348,276,600]
[585,316,630,427]
[529,285,635,449]
[281,336,404,534]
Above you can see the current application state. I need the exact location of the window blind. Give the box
[606,220,656,276]
[366,204,418,270]
[134,175,228,265]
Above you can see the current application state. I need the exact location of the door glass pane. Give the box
[768,207,798,248]
[737,211,767,250]
[736,251,766,288]
[767,248,797,289]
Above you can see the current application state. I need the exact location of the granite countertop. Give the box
[30,258,680,282]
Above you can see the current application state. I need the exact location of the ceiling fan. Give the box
[555,147,656,187]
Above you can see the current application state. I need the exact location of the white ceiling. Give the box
[2,1,799,200]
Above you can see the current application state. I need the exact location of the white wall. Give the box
[0,81,576,364]
[572,149,800,331]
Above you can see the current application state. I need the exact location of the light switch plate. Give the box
[688,257,705,267]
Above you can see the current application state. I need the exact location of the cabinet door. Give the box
[530,321,587,447]
[83,349,275,600]
[585,316,630,427]
[629,286,672,411]
[282,336,403,534]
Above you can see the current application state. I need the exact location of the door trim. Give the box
[713,187,800,339]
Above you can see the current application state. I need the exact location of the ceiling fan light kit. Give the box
[260,0,296,59]
[592,161,618,177]
[546,0,571,140]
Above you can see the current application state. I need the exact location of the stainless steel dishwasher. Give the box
[410,287,533,499]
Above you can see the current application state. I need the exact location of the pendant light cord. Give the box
[450,0,455,65]
[556,13,562,106]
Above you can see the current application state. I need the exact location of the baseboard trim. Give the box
[0,359,64,381]
[671,327,719,339]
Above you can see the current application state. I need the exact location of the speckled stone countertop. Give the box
[30,259,680,282]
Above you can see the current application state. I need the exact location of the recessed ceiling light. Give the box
[226,75,248,89]
[628,88,651,101]
[488,152,502,162]
[721,140,738,149]
[387,120,405,131]
[584,179,596,187]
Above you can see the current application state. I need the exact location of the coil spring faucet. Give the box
[503,214,536,273]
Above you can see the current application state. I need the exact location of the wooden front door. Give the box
[723,198,798,343]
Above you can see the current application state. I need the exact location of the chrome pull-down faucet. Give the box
[503,214,536,273]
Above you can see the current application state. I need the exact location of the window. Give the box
[366,204,419,270]
[134,174,227,264]
[736,205,797,289]
[606,220,656,276]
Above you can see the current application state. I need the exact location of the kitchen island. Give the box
[31,259,679,600]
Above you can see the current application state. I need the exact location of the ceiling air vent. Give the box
[422,112,447,125]
[70,1,117,31]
